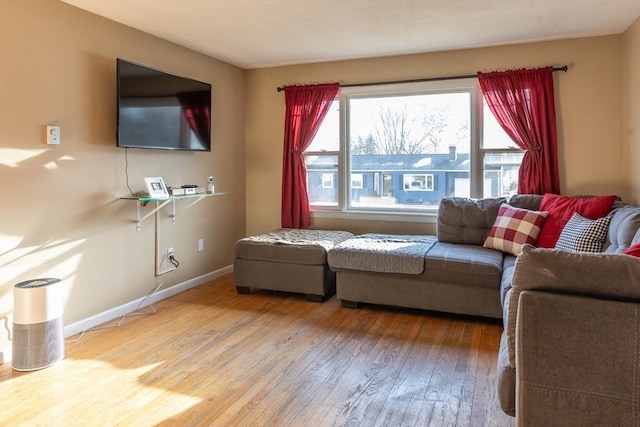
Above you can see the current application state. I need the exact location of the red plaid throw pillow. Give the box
[484,204,549,256]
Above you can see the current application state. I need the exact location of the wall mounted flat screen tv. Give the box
[116,58,212,151]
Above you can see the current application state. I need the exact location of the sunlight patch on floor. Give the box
[0,358,202,426]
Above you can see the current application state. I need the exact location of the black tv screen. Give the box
[116,59,211,151]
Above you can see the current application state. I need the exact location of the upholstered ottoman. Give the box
[233,229,354,302]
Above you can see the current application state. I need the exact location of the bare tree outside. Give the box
[350,95,469,155]
[372,102,430,155]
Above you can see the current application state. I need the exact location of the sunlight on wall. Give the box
[0,148,48,167]
[0,237,85,322]
[0,236,85,285]
[43,155,76,170]
[0,148,76,169]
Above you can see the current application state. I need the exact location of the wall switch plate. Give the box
[46,125,60,145]
[198,239,204,252]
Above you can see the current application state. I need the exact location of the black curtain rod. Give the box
[276,65,568,92]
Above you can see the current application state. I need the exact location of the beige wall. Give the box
[623,17,640,205]
[246,35,627,236]
[0,0,246,351]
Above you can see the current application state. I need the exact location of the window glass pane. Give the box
[349,92,471,210]
[305,154,338,206]
[483,152,525,198]
[306,100,340,152]
[482,98,519,149]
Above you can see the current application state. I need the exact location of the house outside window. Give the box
[303,79,523,219]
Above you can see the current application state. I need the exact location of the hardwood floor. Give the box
[0,274,515,427]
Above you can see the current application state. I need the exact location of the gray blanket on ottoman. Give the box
[242,228,354,252]
[328,234,437,274]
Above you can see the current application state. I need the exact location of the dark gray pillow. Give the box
[437,197,506,245]
[508,194,543,211]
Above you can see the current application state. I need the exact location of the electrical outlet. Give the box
[167,247,175,258]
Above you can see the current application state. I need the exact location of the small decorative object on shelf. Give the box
[207,176,215,194]
[144,177,169,199]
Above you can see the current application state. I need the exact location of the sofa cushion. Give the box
[505,245,640,367]
[437,197,506,245]
[508,194,543,211]
[424,242,503,289]
[536,194,617,248]
[555,212,612,253]
[605,205,640,253]
[500,255,517,307]
[484,203,548,256]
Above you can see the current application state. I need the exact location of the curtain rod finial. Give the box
[277,86,284,92]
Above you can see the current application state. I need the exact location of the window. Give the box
[403,174,434,191]
[482,98,524,198]
[303,79,523,218]
[321,173,334,189]
[351,173,364,189]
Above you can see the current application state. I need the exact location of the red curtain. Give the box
[478,67,560,195]
[178,91,211,147]
[281,83,339,228]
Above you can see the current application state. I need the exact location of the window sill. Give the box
[310,209,437,223]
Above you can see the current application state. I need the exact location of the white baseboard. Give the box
[63,265,233,337]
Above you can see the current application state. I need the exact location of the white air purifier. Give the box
[12,278,64,371]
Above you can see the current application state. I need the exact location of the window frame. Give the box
[303,78,524,222]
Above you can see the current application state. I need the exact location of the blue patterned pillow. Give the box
[555,212,611,253]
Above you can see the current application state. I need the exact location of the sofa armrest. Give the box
[505,245,640,368]
[512,245,640,299]
[516,290,639,426]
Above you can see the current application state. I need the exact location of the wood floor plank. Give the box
[0,274,515,427]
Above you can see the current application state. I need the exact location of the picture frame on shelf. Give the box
[144,177,169,199]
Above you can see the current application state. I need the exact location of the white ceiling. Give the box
[61,0,640,69]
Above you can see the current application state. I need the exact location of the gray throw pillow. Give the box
[437,197,506,245]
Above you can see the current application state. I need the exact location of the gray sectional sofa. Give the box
[328,196,542,319]
[327,195,640,424]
